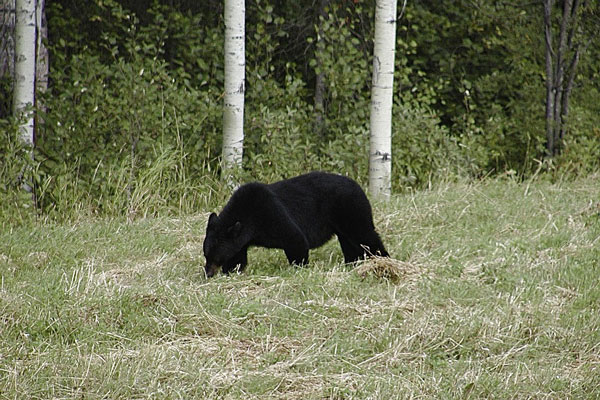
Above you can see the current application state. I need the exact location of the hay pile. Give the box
[354,256,424,283]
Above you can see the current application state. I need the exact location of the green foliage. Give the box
[554,86,600,175]
[244,103,319,183]
[36,1,222,217]
[0,74,12,119]
[1,0,598,220]
[310,2,372,141]
[0,117,37,221]
[392,102,465,188]
[318,124,370,185]
[403,2,600,174]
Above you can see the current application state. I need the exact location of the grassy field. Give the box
[1,175,599,399]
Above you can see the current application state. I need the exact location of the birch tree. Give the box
[13,0,36,147]
[222,0,245,179]
[368,0,398,199]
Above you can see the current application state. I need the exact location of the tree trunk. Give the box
[222,0,245,181]
[559,44,580,142]
[542,0,585,157]
[13,0,36,147]
[543,0,555,157]
[313,0,329,140]
[369,0,398,199]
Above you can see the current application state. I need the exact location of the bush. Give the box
[6,0,598,222]
[36,2,223,217]
[392,103,466,190]
[0,117,37,222]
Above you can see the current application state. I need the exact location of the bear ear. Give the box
[208,212,219,227]
[228,221,242,238]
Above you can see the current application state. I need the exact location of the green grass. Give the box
[1,175,599,399]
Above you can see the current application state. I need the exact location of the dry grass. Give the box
[353,256,426,283]
[1,175,599,399]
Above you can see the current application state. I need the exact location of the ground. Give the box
[0,175,599,399]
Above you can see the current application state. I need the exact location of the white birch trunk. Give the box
[368,0,398,199]
[13,0,36,147]
[222,0,245,175]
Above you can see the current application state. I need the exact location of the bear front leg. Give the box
[280,226,309,266]
[222,247,248,274]
[259,197,310,266]
[282,230,310,266]
[284,245,309,266]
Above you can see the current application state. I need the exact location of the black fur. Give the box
[203,171,388,277]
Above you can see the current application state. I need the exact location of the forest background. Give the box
[1,0,599,219]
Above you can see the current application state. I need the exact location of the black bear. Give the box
[203,171,388,277]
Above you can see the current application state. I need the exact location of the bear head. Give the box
[203,212,246,277]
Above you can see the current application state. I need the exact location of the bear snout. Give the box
[204,262,220,278]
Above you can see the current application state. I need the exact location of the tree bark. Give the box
[222,0,245,180]
[542,0,584,157]
[13,0,36,147]
[369,0,398,199]
[559,44,580,143]
[551,0,572,152]
[313,0,328,140]
[543,0,555,157]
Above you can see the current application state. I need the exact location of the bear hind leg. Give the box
[337,230,388,263]
[332,199,388,259]
[360,231,389,258]
[338,235,365,264]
